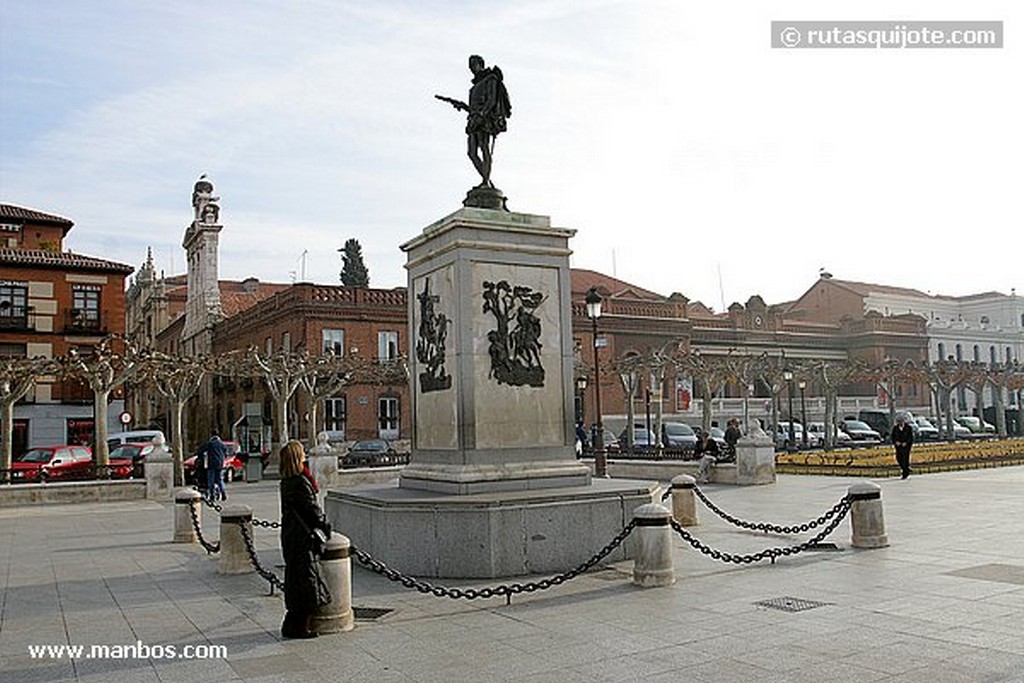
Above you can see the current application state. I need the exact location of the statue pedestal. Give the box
[326,479,655,578]
[463,185,507,210]
[324,207,657,577]
[399,207,590,494]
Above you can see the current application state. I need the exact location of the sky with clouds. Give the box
[2,1,1021,310]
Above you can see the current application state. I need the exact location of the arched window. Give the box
[937,342,946,361]
[973,345,981,362]
[955,344,963,361]
[990,346,997,364]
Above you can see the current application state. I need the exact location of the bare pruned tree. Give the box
[62,336,145,465]
[1,355,60,472]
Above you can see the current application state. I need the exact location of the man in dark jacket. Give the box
[891,414,915,479]
[199,433,228,502]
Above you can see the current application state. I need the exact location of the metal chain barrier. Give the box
[197,489,282,529]
[187,500,221,554]
[352,519,638,604]
[669,497,852,565]
[235,519,286,593]
[691,484,849,535]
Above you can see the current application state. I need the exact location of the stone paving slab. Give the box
[1,468,1023,682]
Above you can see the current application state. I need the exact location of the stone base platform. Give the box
[324,478,658,579]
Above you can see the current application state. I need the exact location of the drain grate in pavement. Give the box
[353,606,394,621]
[754,596,833,613]
[805,542,843,552]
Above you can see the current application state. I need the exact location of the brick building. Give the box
[1,204,133,456]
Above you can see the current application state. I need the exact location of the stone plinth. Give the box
[326,478,656,578]
[849,482,889,548]
[399,208,589,494]
[735,435,776,485]
[173,488,201,543]
[218,505,254,575]
[632,503,675,588]
[312,533,355,635]
[144,444,174,501]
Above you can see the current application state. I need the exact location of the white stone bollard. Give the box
[144,436,174,500]
[670,474,699,526]
[632,503,676,588]
[312,533,355,635]
[218,504,255,574]
[173,488,202,543]
[849,482,889,549]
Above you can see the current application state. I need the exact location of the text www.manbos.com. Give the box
[28,641,227,660]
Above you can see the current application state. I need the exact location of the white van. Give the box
[105,430,165,450]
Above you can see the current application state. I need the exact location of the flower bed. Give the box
[775,437,1024,477]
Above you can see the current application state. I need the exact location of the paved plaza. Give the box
[1,467,1023,682]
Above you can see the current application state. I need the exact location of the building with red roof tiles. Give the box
[1,203,133,455]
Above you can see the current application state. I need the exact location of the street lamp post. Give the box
[784,369,796,452]
[798,379,808,448]
[585,287,607,477]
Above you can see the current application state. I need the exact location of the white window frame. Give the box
[378,397,399,439]
[323,396,346,438]
[322,329,344,356]
[378,330,399,362]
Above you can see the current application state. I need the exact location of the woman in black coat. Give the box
[279,440,332,639]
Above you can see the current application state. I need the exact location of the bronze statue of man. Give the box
[436,55,511,190]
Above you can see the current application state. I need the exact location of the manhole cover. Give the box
[353,606,394,621]
[754,596,833,613]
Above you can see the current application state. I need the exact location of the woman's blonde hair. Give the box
[279,440,306,478]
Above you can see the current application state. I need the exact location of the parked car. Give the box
[618,425,658,453]
[912,417,940,441]
[775,421,818,449]
[105,429,165,450]
[586,428,621,454]
[107,442,156,478]
[937,420,972,439]
[661,421,698,452]
[343,439,396,467]
[841,419,883,444]
[807,422,852,446]
[11,445,93,482]
[183,440,245,482]
[858,409,894,442]
[955,416,995,434]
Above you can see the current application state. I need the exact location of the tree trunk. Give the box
[172,400,186,486]
[276,395,290,447]
[94,390,110,465]
[1,398,15,471]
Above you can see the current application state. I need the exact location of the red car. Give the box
[183,440,244,483]
[11,445,93,482]
[108,442,156,479]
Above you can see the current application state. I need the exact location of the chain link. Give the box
[691,484,850,535]
[187,500,221,554]
[669,497,852,565]
[236,518,286,592]
[353,519,638,602]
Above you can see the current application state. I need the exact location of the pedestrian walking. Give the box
[199,433,228,502]
[891,414,915,479]
[279,440,332,639]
